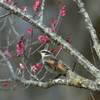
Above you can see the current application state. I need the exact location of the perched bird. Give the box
[38,49,69,78]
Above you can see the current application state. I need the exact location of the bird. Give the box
[38,49,69,78]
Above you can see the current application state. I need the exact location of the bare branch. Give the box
[73,0,100,59]
[14,69,100,91]
[0,50,15,76]
[0,12,11,18]
[0,78,12,82]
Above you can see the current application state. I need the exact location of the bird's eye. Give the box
[45,52,51,55]
[42,51,45,53]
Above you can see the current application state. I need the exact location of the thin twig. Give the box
[89,38,97,68]
[0,50,15,76]
[0,12,11,18]
[90,92,95,100]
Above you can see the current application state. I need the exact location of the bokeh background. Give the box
[0,0,100,100]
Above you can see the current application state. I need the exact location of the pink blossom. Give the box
[34,27,36,29]
[18,39,22,43]
[33,0,41,11]
[28,28,32,34]
[33,5,38,11]
[4,50,12,60]
[38,35,44,40]
[62,6,66,10]
[50,28,54,32]
[53,20,57,27]
[24,37,26,41]
[37,63,41,69]
[59,46,62,50]
[20,43,24,49]
[50,19,57,27]
[21,35,24,38]
[21,7,27,12]
[40,38,44,43]
[38,35,44,43]
[16,36,26,56]
[4,83,7,87]
[45,36,50,42]
[35,0,40,6]
[16,48,23,55]
[13,2,17,7]
[20,63,25,69]
[4,0,12,3]
[68,40,71,43]
[50,28,56,33]
[17,45,20,49]
[4,50,8,55]
[61,10,65,17]
[57,50,59,53]
[31,65,37,72]
[38,35,51,43]
[53,30,56,33]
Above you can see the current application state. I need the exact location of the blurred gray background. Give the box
[0,0,100,100]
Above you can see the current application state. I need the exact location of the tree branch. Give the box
[73,0,100,59]
[14,69,100,91]
[0,50,15,76]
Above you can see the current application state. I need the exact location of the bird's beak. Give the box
[38,51,42,53]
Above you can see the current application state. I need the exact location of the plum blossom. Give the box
[31,65,37,72]
[4,83,8,87]
[4,50,12,60]
[38,35,50,43]
[13,2,17,7]
[21,7,27,12]
[4,0,12,3]
[16,36,26,57]
[37,63,41,69]
[61,10,65,17]
[20,63,25,69]
[33,0,41,11]
[60,5,67,17]
[50,19,57,33]
[28,28,33,34]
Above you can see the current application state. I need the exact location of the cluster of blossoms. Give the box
[58,1,67,17]
[4,50,12,60]
[4,0,12,3]
[50,46,62,53]
[31,63,41,72]
[66,33,71,43]
[60,6,66,17]
[13,2,17,7]
[4,0,17,7]
[38,35,50,43]
[19,63,41,72]
[50,19,57,33]
[33,0,41,11]
[16,36,26,57]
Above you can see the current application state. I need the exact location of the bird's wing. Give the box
[44,56,69,74]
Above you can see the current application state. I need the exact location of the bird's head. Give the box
[38,49,53,58]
